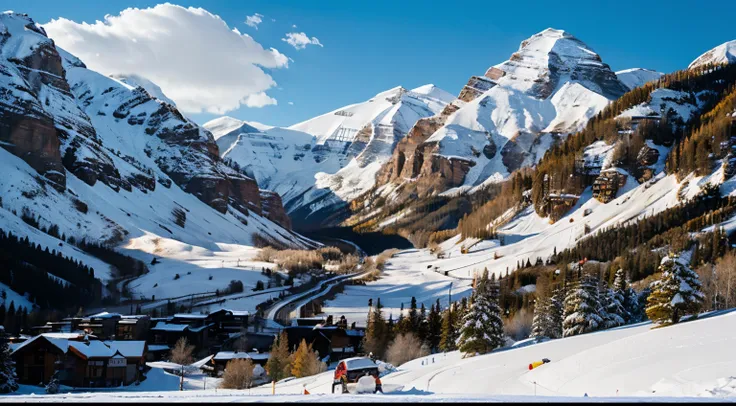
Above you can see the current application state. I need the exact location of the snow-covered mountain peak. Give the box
[689,39,736,70]
[491,28,627,100]
[203,116,263,141]
[410,84,457,103]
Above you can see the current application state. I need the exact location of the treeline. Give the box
[77,239,148,278]
[553,186,734,281]
[458,169,533,240]
[667,85,736,179]
[0,229,102,312]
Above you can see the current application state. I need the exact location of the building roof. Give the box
[104,341,146,358]
[173,313,208,319]
[214,351,269,361]
[68,340,116,359]
[188,323,213,333]
[147,344,170,352]
[11,335,70,355]
[151,322,189,332]
[88,311,122,319]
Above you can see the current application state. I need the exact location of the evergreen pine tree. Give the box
[646,255,704,326]
[563,273,603,337]
[600,282,625,329]
[265,331,291,382]
[612,269,634,323]
[439,305,457,352]
[530,296,549,339]
[417,303,429,343]
[0,327,18,393]
[427,300,442,352]
[363,298,390,359]
[408,297,419,332]
[457,270,504,356]
[545,287,564,339]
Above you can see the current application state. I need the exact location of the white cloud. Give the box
[245,13,263,29]
[244,92,277,108]
[292,24,297,28]
[288,101,294,105]
[282,32,323,50]
[44,4,288,114]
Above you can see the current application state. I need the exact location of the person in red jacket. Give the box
[374,375,383,394]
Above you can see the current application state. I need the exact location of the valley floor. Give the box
[5,309,736,402]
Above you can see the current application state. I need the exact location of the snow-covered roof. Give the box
[68,340,116,359]
[151,322,189,332]
[188,323,213,333]
[11,335,70,355]
[105,341,146,358]
[88,311,122,319]
[173,313,208,319]
[214,351,269,361]
[41,332,87,339]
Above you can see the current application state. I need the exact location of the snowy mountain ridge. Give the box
[208,84,456,228]
[0,12,313,282]
[689,39,736,70]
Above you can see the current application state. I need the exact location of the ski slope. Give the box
[6,310,736,401]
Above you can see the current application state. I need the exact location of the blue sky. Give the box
[6,0,736,127]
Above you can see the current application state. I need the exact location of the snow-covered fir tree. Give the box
[0,327,18,394]
[600,282,625,329]
[646,255,704,326]
[456,269,504,355]
[563,273,603,337]
[545,287,564,339]
[612,269,634,323]
[530,296,550,339]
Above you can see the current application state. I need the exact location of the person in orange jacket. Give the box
[374,375,383,394]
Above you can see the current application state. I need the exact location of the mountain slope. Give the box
[0,12,313,285]
[207,85,455,229]
[348,28,630,230]
[689,39,736,69]
[615,68,664,90]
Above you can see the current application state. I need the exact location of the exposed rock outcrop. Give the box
[259,190,292,230]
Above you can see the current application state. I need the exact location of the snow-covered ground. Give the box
[6,310,736,402]
[320,248,475,326]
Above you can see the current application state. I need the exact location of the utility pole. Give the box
[180,364,184,391]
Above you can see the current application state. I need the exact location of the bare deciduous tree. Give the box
[715,252,736,309]
[220,359,255,389]
[169,337,195,366]
[386,333,429,366]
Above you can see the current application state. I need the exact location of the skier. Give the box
[374,376,383,394]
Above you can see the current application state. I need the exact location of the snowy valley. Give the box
[1,4,736,404]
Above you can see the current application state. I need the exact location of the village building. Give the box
[115,315,152,341]
[284,325,365,363]
[592,169,628,203]
[10,333,146,387]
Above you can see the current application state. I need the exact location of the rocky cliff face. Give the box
[348,28,629,229]
[259,190,292,229]
[209,85,455,230]
[0,11,297,246]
